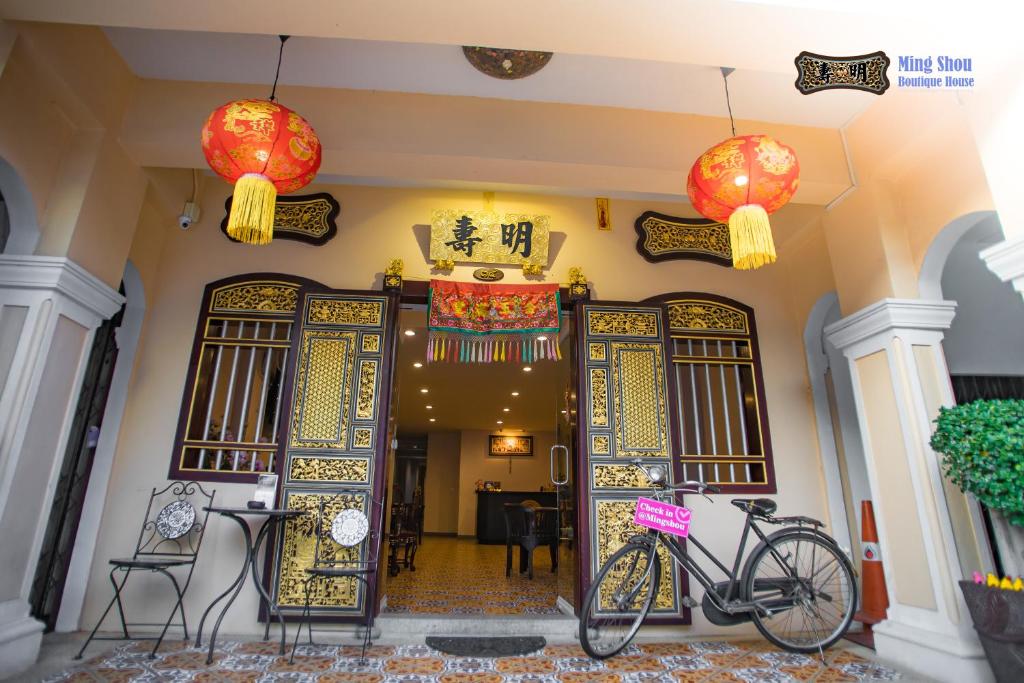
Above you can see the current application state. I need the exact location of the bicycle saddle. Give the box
[730,498,777,518]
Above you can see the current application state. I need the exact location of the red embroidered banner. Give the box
[427,279,560,363]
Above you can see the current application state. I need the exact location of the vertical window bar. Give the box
[687,340,702,457]
[702,340,718,482]
[717,341,735,483]
[233,322,260,471]
[731,341,752,481]
[197,324,229,470]
[215,322,246,470]
[250,322,276,471]
[268,344,290,472]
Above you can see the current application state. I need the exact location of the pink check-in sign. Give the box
[634,497,692,537]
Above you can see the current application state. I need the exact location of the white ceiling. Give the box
[393,308,569,434]
[104,27,875,129]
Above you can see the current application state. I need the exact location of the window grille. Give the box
[661,295,776,492]
[169,275,321,481]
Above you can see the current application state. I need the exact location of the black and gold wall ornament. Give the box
[383,259,404,291]
[221,192,339,245]
[634,211,732,267]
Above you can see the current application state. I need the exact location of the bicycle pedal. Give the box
[681,596,699,608]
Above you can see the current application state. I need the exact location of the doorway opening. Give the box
[380,306,575,617]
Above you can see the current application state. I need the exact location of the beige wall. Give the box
[456,430,554,537]
[423,431,460,534]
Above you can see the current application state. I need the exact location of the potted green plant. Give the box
[930,398,1024,683]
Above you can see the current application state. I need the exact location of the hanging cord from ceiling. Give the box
[269,35,290,102]
[720,66,737,137]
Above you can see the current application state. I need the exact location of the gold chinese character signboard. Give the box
[430,209,550,268]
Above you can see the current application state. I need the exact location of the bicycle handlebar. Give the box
[628,458,721,495]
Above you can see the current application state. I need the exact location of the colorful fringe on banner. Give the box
[427,279,561,364]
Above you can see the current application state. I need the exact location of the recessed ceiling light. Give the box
[496,420,503,424]
[429,417,436,422]
[537,335,548,342]
[420,388,429,394]
[561,410,567,414]
[404,329,416,336]
[413,362,423,368]
[503,407,510,412]
[426,405,433,410]
[522,366,532,372]
[511,391,519,397]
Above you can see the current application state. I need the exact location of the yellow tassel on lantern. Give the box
[987,573,1000,587]
[1001,577,1014,590]
[1013,578,1023,591]
[227,173,277,245]
[728,204,777,270]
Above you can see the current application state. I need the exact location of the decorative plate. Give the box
[462,46,553,80]
[331,509,369,547]
[156,501,196,539]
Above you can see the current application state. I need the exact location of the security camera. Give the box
[179,201,200,230]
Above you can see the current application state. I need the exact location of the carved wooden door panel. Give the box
[269,288,398,621]
[575,301,689,622]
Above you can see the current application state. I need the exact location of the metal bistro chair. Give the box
[291,491,384,663]
[77,481,215,659]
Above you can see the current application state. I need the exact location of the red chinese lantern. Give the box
[201,99,321,245]
[686,134,799,270]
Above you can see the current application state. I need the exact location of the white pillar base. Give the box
[875,618,992,683]
[0,599,44,679]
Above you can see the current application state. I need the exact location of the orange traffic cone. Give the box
[849,500,889,649]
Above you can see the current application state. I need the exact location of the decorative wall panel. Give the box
[210,281,300,314]
[272,290,395,619]
[667,301,748,335]
[221,192,340,245]
[576,303,684,620]
[633,211,732,266]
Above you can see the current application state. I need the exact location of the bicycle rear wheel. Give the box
[743,531,857,653]
[579,541,660,659]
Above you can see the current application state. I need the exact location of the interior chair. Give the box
[503,502,558,580]
[387,502,419,576]
[76,481,215,659]
[291,491,383,663]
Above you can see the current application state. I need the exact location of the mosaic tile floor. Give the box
[383,536,560,615]
[45,638,904,682]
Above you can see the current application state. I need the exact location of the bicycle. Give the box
[579,459,857,659]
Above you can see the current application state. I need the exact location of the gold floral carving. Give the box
[611,343,668,457]
[276,492,366,608]
[591,435,610,456]
[568,267,587,285]
[385,259,404,276]
[355,360,378,420]
[361,334,381,353]
[594,499,677,612]
[638,215,732,260]
[590,368,608,428]
[588,343,606,362]
[307,298,384,327]
[289,457,370,483]
[587,310,659,338]
[211,282,299,314]
[667,301,748,334]
[592,463,652,489]
[352,427,373,449]
[273,198,335,239]
[290,330,356,448]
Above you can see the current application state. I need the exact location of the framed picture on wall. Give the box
[489,434,533,457]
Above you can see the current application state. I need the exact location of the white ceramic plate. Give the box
[330,509,369,546]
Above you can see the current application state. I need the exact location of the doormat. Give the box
[425,636,547,657]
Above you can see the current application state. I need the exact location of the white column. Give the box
[0,255,123,678]
[825,298,993,683]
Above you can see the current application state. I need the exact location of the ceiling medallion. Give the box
[462,46,553,80]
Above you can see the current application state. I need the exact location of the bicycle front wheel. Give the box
[744,531,857,653]
[579,541,661,659]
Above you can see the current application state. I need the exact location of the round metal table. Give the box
[194,507,306,664]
